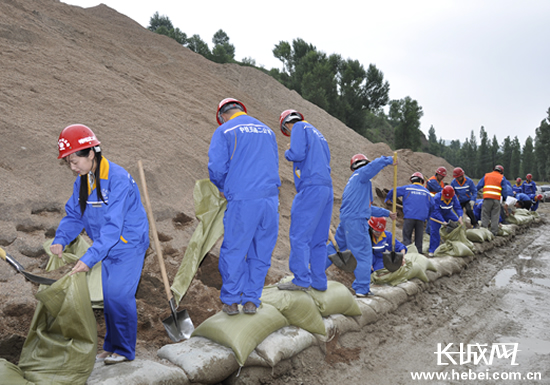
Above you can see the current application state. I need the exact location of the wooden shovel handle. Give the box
[392,152,397,250]
[137,160,173,301]
[327,229,339,252]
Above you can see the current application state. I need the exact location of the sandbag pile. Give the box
[506,208,538,225]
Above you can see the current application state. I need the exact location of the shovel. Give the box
[0,247,57,285]
[327,229,357,272]
[383,152,403,272]
[430,217,459,233]
[138,160,194,342]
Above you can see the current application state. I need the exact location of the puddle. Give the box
[531,277,550,289]
[510,337,550,355]
[493,268,515,287]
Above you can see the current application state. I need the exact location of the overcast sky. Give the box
[63,0,550,146]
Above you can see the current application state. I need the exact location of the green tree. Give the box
[391,97,423,151]
[501,136,512,178]
[490,135,501,171]
[522,136,535,179]
[461,132,476,177]
[534,107,550,181]
[509,137,522,180]
[148,13,186,45]
[211,29,235,63]
[477,127,490,179]
[427,125,439,156]
[187,34,211,57]
[364,64,390,112]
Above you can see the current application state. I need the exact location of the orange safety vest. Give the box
[482,171,503,200]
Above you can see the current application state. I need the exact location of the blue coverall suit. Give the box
[327,156,393,295]
[451,176,478,227]
[512,184,522,196]
[53,158,149,360]
[521,180,537,199]
[429,192,463,254]
[285,121,333,291]
[385,183,431,252]
[208,111,281,307]
[515,192,533,210]
[425,176,444,234]
[371,231,406,271]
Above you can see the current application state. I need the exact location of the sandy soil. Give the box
[4,2,546,384]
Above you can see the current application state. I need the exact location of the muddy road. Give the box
[228,210,550,385]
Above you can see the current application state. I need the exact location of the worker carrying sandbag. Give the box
[51,124,150,365]
[428,186,463,257]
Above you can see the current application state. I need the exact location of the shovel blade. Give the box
[163,300,194,342]
[329,250,356,272]
[383,251,403,273]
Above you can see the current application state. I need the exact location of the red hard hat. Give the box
[536,194,543,201]
[57,124,100,159]
[453,167,464,178]
[216,98,247,125]
[516,177,522,184]
[368,217,386,231]
[279,109,304,136]
[410,172,425,183]
[526,173,533,180]
[442,185,455,199]
[494,165,504,173]
[350,154,369,171]
[436,167,447,177]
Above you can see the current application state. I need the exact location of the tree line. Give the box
[148,13,550,182]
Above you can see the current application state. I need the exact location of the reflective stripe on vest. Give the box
[483,171,503,200]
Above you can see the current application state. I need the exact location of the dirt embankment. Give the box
[0,0,454,365]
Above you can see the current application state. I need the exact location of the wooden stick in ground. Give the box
[137,160,172,301]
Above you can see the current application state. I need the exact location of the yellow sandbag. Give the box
[191,303,288,366]
[18,273,97,385]
[261,286,326,335]
[0,359,34,384]
[308,280,362,317]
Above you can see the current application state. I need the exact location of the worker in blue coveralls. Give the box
[515,192,534,210]
[428,185,463,257]
[208,98,280,316]
[368,217,406,272]
[450,167,478,228]
[522,173,537,198]
[50,124,149,365]
[512,178,523,196]
[326,153,397,297]
[385,172,431,253]
[277,110,333,292]
[425,166,447,235]
[531,194,543,211]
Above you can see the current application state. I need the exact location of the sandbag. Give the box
[18,273,97,385]
[0,359,34,385]
[172,179,227,304]
[435,225,475,257]
[260,286,326,335]
[308,280,362,317]
[371,252,436,285]
[254,326,318,367]
[43,236,103,308]
[465,229,485,243]
[191,303,288,366]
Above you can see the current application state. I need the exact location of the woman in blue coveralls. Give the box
[368,217,406,272]
[428,185,463,257]
[50,124,149,365]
